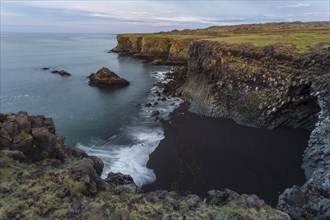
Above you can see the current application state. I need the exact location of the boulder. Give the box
[88,67,129,87]
[69,159,107,195]
[88,155,104,176]
[105,172,135,186]
[63,145,88,158]
[15,113,31,131]
[105,172,141,194]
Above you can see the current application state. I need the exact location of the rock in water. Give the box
[50,70,71,77]
[88,67,129,87]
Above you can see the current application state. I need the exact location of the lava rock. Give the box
[88,67,129,87]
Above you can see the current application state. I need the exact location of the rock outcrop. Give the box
[178,41,329,130]
[112,35,190,65]
[0,112,288,219]
[88,67,129,87]
[41,68,71,76]
[159,41,330,219]
[51,70,71,77]
[117,22,330,219]
[111,22,328,66]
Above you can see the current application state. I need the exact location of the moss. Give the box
[209,198,223,207]
[52,207,70,219]
[40,151,49,159]
[20,128,30,138]
[245,90,276,105]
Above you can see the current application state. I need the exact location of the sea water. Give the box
[1,33,181,186]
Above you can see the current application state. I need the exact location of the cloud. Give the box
[257,4,272,7]
[1,1,329,33]
[277,3,310,8]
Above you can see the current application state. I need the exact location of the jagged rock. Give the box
[63,145,88,158]
[88,67,129,87]
[69,159,107,195]
[88,155,104,176]
[277,175,330,220]
[105,172,135,186]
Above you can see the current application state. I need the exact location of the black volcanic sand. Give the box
[143,103,310,206]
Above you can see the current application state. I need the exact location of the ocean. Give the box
[0,33,181,186]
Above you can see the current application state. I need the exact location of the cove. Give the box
[143,103,310,206]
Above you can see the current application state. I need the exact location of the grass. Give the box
[119,25,330,53]
[210,30,329,51]
[20,128,30,138]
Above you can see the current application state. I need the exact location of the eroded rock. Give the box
[88,67,129,87]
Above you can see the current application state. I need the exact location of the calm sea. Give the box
[1,33,182,186]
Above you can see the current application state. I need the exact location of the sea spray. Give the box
[78,70,183,186]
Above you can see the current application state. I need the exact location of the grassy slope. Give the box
[119,25,330,53]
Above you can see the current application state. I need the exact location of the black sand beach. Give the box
[143,103,310,206]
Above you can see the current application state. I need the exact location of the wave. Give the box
[78,70,183,187]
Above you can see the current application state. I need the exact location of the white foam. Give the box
[77,70,183,187]
[78,126,164,187]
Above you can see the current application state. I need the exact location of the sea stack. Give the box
[88,67,129,87]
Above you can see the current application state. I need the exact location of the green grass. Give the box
[210,31,329,50]
[119,25,330,53]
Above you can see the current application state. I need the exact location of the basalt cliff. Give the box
[112,22,330,219]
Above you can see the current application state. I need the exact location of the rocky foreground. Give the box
[112,22,330,219]
[0,112,289,219]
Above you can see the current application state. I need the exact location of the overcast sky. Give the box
[1,1,329,33]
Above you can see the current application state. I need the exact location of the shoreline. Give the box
[143,102,310,206]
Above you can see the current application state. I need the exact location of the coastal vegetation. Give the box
[113,22,329,62]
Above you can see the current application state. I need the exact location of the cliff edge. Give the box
[113,21,330,219]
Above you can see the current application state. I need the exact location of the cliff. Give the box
[176,40,329,219]
[0,112,289,219]
[112,21,329,65]
[113,21,330,219]
[112,34,191,64]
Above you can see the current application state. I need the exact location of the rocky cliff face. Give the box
[112,35,190,64]
[179,41,329,130]
[173,41,330,220]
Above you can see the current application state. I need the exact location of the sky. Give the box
[1,1,329,33]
